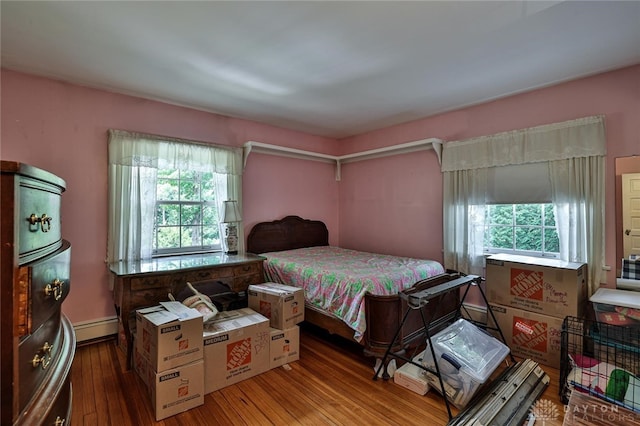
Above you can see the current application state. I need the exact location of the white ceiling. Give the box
[2,1,639,139]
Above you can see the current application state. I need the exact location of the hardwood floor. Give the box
[70,326,567,425]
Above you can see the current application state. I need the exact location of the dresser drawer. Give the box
[42,376,72,426]
[232,273,264,292]
[18,312,62,411]
[130,274,173,291]
[129,287,171,310]
[19,241,71,335]
[184,266,233,282]
[18,175,63,262]
[233,262,262,277]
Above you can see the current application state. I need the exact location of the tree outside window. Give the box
[154,169,222,255]
[484,204,559,257]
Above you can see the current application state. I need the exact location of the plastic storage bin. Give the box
[590,288,640,327]
[419,318,510,409]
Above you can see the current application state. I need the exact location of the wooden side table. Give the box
[109,252,265,369]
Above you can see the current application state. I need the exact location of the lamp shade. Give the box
[222,200,241,223]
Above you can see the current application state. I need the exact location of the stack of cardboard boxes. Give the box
[486,253,588,368]
[134,302,205,421]
[248,282,304,369]
[133,282,305,420]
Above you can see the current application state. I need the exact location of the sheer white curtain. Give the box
[107,129,243,263]
[442,168,487,276]
[550,156,606,295]
[442,116,606,295]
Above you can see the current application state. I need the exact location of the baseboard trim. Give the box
[73,316,119,343]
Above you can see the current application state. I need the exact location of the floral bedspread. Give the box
[261,246,445,341]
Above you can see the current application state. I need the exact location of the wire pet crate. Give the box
[560,316,640,412]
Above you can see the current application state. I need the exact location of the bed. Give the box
[246,215,462,359]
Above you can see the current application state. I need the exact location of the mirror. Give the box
[615,156,640,276]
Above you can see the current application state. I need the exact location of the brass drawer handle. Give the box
[32,341,53,370]
[28,213,53,232]
[44,279,64,301]
[54,416,66,426]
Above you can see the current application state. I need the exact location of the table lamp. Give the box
[222,200,241,254]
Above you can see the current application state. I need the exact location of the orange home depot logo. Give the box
[510,268,544,300]
[227,338,252,370]
[178,338,189,351]
[512,317,548,352]
[178,385,189,397]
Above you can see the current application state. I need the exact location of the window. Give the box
[484,203,559,257]
[107,129,243,263]
[442,116,606,295]
[154,169,222,255]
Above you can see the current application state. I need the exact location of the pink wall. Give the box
[243,153,339,240]
[339,64,640,292]
[2,64,638,325]
[338,151,443,261]
[0,69,338,324]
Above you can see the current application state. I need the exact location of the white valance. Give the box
[109,129,242,175]
[441,115,606,172]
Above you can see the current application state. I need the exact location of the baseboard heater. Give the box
[448,359,549,426]
[73,316,119,343]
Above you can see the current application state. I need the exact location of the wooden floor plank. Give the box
[234,376,300,424]
[88,343,112,426]
[98,341,128,424]
[79,342,97,417]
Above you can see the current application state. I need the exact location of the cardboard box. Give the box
[133,346,204,421]
[248,283,305,330]
[394,353,430,395]
[488,303,564,369]
[202,308,270,394]
[486,253,587,319]
[135,302,204,372]
[269,326,300,369]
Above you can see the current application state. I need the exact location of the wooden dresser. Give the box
[1,161,75,425]
[109,252,265,368]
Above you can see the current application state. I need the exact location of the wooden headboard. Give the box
[246,216,329,254]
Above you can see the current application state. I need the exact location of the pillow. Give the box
[621,258,640,280]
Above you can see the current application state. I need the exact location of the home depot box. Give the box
[248,283,305,329]
[202,308,270,394]
[488,303,564,369]
[133,345,204,421]
[486,253,587,319]
[269,326,300,369]
[136,302,204,372]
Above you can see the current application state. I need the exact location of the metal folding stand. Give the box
[372,274,516,420]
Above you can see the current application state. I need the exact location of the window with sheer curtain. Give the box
[107,130,243,263]
[441,116,606,296]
